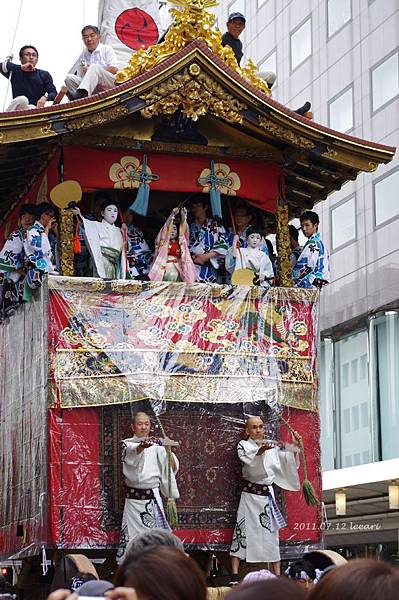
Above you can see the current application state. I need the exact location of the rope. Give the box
[153,412,178,528]
[2,0,25,111]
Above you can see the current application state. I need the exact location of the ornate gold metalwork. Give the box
[65,105,129,131]
[259,116,316,149]
[116,0,272,98]
[276,204,293,287]
[58,209,74,277]
[140,68,247,122]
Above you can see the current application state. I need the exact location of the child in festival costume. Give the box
[72,194,127,279]
[226,227,274,288]
[149,206,196,283]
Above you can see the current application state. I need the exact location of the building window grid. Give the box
[258,49,277,79]
[373,166,399,229]
[290,16,312,73]
[370,49,399,114]
[327,0,352,40]
[328,84,355,135]
[330,193,357,252]
[228,0,245,18]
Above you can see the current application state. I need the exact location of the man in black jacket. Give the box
[0,45,57,111]
[221,12,246,65]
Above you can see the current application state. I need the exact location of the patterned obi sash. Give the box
[242,479,287,529]
[126,487,156,501]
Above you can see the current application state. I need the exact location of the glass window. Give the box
[371,51,399,112]
[335,331,373,468]
[331,195,356,250]
[375,312,399,460]
[374,168,399,227]
[327,0,352,38]
[290,18,312,71]
[258,50,277,77]
[319,338,335,471]
[329,86,354,133]
[257,0,268,6]
[228,0,245,16]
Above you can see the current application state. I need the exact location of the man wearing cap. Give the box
[222,12,246,65]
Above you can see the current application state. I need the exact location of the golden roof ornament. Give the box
[115,0,272,97]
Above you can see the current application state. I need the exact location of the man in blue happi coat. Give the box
[293,210,330,289]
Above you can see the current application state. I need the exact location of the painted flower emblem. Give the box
[109,156,153,189]
[199,163,241,196]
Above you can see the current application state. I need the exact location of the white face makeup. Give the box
[171,223,178,239]
[247,233,261,249]
[102,204,118,224]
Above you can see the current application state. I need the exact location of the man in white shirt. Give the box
[65,25,118,100]
[117,412,180,562]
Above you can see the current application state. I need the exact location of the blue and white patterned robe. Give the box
[127,225,152,279]
[0,228,25,283]
[189,219,228,283]
[24,221,57,291]
[293,232,330,288]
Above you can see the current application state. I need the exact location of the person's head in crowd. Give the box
[226,13,246,40]
[81,25,101,53]
[234,205,253,233]
[286,558,317,591]
[70,571,98,592]
[228,578,307,600]
[112,545,207,600]
[300,211,319,239]
[189,197,209,223]
[19,203,36,230]
[131,411,151,438]
[19,44,39,69]
[241,569,276,586]
[36,202,56,227]
[77,579,114,596]
[307,559,399,600]
[289,224,300,249]
[120,528,185,567]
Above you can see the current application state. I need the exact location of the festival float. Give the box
[0,0,395,580]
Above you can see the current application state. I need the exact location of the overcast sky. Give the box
[0,0,99,109]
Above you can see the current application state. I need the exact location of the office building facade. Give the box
[214,0,399,559]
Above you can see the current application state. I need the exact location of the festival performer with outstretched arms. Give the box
[229,416,300,582]
[118,412,180,561]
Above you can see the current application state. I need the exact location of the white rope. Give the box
[2,0,25,111]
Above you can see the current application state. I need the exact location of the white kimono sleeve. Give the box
[272,447,300,491]
[158,447,180,500]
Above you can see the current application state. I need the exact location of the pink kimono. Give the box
[148,208,197,283]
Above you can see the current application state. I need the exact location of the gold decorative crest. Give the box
[109,156,153,189]
[199,163,241,195]
[116,0,272,98]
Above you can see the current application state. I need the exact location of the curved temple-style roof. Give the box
[0,39,395,221]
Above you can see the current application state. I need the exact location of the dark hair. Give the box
[246,226,263,238]
[118,528,184,567]
[265,238,274,256]
[19,203,37,218]
[289,224,299,242]
[114,546,206,600]
[19,45,38,59]
[287,559,316,581]
[229,578,307,600]
[81,25,99,36]
[300,210,319,226]
[308,560,399,600]
[234,204,253,217]
[36,202,55,219]
[189,197,209,210]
